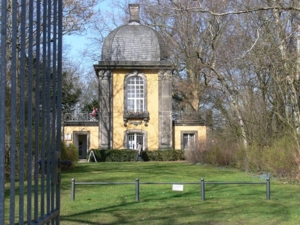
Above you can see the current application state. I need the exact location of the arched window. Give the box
[124,71,147,112]
[126,76,144,112]
[123,71,148,126]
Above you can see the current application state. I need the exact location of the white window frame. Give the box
[127,133,144,149]
[181,131,198,150]
[124,71,147,113]
[124,129,147,150]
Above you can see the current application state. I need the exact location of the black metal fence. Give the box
[71,178,271,202]
[0,1,63,224]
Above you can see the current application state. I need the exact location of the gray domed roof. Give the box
[102,5,168,62]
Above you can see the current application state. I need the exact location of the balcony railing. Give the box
[63,113,98,122]
[172,111,202,120]
[172,111,204,125]
[63,111,204,124]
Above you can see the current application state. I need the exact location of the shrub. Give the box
[184,143,207,164]
[87,149,185,162]
[185,140,238,166]
[231,137,299,179]
[201,135,300,179]
[147,150,184,161]
[61,142,79,169]
[260,138,299,178]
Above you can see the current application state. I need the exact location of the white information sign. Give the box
[172,184,184,191]
[64,133,72,141]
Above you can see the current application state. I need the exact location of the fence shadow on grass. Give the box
[60,195,290,225]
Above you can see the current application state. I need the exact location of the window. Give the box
[124,129,147,150]
[127,133,144,149]
[123,71,149,126]
[124,71,147,113]
[181,131,198,150]
[126,76,144,112]
[183,133,195,150]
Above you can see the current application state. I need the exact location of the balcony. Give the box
[64,113,98,121]
[63,113,98,126]
[123,111,149,126]
[172,111,205,125]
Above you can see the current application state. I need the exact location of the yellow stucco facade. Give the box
[62,68,208,153]
[63,124,99,159]
[173,125,208,150]
[63,126,99,149]
[112,70,160,150]
[62,68,208,154]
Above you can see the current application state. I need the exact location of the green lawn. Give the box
[59,162,300,225]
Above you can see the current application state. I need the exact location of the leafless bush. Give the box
[185,136,300,180]
[184,142,206,164]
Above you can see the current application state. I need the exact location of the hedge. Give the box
[87,149,185,162]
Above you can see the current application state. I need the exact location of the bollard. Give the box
[135,178,139,201]
[266,178,270,200]
[71,178,75,201]
[201,178,205,201]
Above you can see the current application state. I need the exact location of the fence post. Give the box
[136,178,139,201]
[266,178,270,200]
[201,178,205,201]
[71,178,75,201]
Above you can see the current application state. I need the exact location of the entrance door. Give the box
[78,135,88,159]
[0,1,62,224]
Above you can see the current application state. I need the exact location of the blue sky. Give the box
[64,35,89,59]
[63,0,111,67]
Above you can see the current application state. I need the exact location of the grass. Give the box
[4,162,300,224]
[59,162,300,225]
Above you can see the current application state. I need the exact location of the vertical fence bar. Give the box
[136,178,140,201]
[10,0,18,223]
[71,179,75,201]
[266,178,270,200]
[51,0,58,217]
[27,0,34,223]
[0,0,7,223]
[34,0,41,221]
[46,0,52,217]
[201,178,205,201]
[56,0,63,221]
[40,0,48,217]
[19,0,27,223]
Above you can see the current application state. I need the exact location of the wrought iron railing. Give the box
[63,111,204,123]
[63,113,98,122]
[172,111,202,121]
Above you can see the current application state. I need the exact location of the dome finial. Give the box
[129,4,140,24]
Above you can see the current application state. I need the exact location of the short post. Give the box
[201,178,205,201]
[135,178,140,201]
[71,178,75,201]
[266,178,270,200]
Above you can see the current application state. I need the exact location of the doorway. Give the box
[78,135,88,159]
[73,131,90,160]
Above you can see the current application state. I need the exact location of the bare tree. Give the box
[85,0,300,150]
[151,0,300,150]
